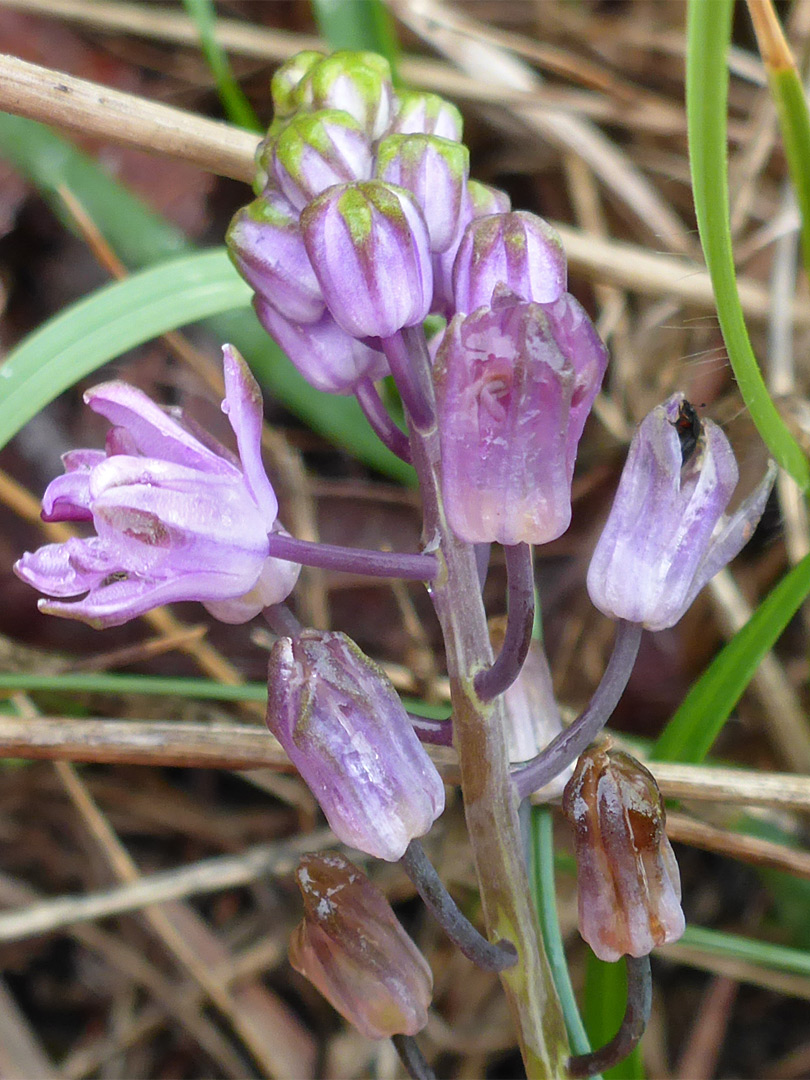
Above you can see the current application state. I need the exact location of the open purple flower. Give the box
[587,394,777,631]
[14,346,300,628]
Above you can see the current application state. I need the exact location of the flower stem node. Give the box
[269,110,373,211]
[289,852,433,1040]
[266,630,446,861]
[586,394,777,630]
[452,211,567,314]
[434,293,607,544]
[15,346,300,627]
[562,746,685,963]
[301,181,433,339]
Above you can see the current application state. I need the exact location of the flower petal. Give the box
[221,346,278,526]
[15,537,118,597]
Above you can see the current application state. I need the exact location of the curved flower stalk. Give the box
[587,394,777,630]
[15,346,300,627]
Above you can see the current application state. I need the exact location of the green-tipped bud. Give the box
[270,50,324,119]
[297,50,394,139]
[375,133,470,253]
[390,90,464,142]
[270,109,373,210]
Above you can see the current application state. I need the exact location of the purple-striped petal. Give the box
[221,346,278,526]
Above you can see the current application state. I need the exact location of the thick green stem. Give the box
[400,325,569,1077]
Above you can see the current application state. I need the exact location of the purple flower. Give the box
[375,133,470,253]
[266,630,445,861]
[300,181,433,339]
[289,852,433,1040]
[435,292,607,545]
[270,110,373,211]
[14,347,300,627]
[562,746,685,963]
[253,297,388,394]
[452,211,567,314]
[226,192,325,325]
[587,394,777,631]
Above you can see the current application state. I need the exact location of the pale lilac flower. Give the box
[435,292,607,545]
[300,181,433,339]
[452,211,567,314]
[289,852,433,1040]
[266,630,445,861]
[562,746,685,963]
[587,394,777,631]
[15,347,299,627]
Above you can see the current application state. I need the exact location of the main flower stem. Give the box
[400,325,568,1078]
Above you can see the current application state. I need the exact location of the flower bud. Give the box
[266,630,445,861]
[270,50,324,119]
[375,134,470,253]
[226,193,325,324]
[452,211,567,313]
[300,181,433,339]
[587,395,777,631]
[289,853,433,1040]
[491,623,573,798]
[562,746,685,963]
[253,297,387,394]
[432,181,512,316]
[390,90,464,142]
[297,51,394,139]
[435,292,607,544]
[270,110,373,211]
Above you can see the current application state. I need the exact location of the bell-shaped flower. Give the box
[269,110,373,211]
[227,192,325,325]
[375,133,470,253]
[587,394,777,631]
[253,297,388,394]
[432,180,512,317]
[15,347,300,628]
[296,51,395,140]
[300,180,433,339]
[492,625,573,799]
[266,630,445,861]
[562,745,685,963]
[289,853,433,1040]
[389,90,464,142]
[452,211,567,314]
[434,291,608,545]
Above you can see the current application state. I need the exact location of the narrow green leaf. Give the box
[769,64,810,278]
[686,0,809,487]
[529,806,593,1061]
[0,115,414,482]
[679,924,810,980]
[0,251,250,450]
[583,955,644,1080]
[181,0,261,131]
[311,0,400,76]
[652,550,810,763]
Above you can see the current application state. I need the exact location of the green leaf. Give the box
[0,251,250,450]
[768,63,810,279]
[181,0,261,131]
[529,806,593,1061]
[686,0,809,488]
[680,924,810,980]
[651,550,810,763]
[583,954,644,1080]
[311,0,400,76]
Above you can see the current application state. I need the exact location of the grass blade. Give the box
[181,0,261,131]
[651,551,810,763]
[686,0,809,487]
[583,954,644,1080]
